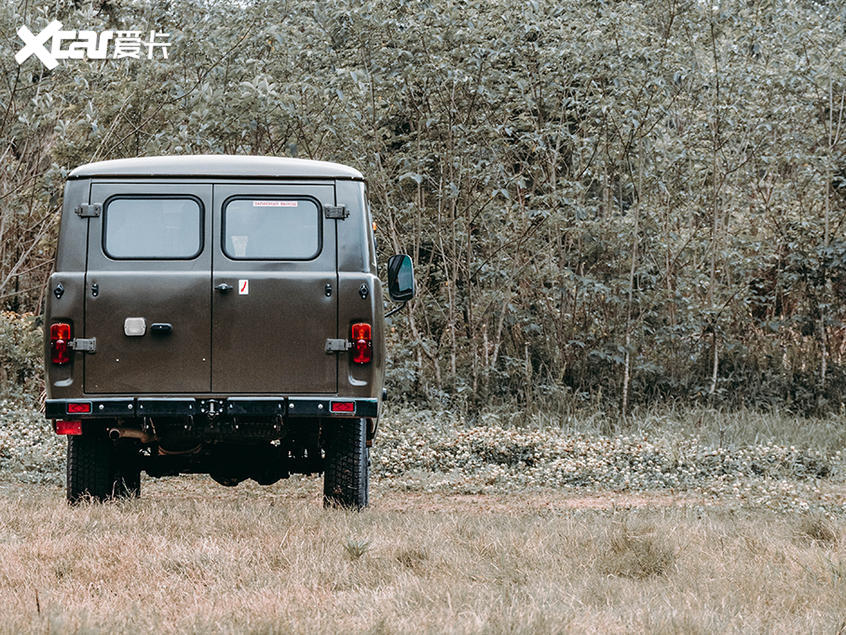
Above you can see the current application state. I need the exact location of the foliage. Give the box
[0,312,42,399]
[1,0,845,412]
[371,406,842,509]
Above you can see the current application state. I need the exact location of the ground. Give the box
[0,403,844,632]
[0,475,843,633]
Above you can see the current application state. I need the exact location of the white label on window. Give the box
[252,200,298,207]
[239,279,249,295]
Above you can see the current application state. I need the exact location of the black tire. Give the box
[323,418,369,510]
[114,446,142,499]
[67,436,141,503]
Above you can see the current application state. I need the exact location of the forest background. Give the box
[1,0,845,417]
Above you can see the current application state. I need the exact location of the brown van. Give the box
[43,155,414,508]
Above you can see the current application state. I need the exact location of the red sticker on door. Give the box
[239,279,249,295]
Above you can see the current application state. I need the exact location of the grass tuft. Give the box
[601,521,677,579]
[796,513,838,547]
[343,538,371,561]
[396,546,429,570]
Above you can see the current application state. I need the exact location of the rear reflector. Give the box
[351,322,372,364]
[54,420,82,435]
[50,322,71,365]
[331,401,355,413]
[67,402,92,414]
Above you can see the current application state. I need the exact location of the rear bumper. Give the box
[45,396,379,420]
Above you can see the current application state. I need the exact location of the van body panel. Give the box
[55,179,90,272]
[44,181,90,396]
[84,183,213,394]
[333,181,384,397]
[43,271,86,398]
[335,180,370,272]
[210,183,338,394]
[337,271,385,397]
[210,270,338,393]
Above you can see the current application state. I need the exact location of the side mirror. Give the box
[387,254,415,302]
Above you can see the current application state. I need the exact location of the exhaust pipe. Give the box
[108,427,154,444]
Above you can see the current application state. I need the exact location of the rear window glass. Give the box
[223,198,320,259]
[104,197,202,259]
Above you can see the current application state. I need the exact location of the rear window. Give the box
[223,197,320,260]
[103,196,203,259]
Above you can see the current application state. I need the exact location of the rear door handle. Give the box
[215,283,233,293]
[150,323,173,335]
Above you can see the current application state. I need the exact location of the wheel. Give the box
[67,435,141,503]
[119,468,141,498]
[323,418,369,510]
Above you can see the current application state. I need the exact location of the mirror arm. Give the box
[385,301,408,319]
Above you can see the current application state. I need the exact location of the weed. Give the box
[797,513,838,547]
[601,521,677,579]
[343,538,370,561]
[396,546,429,570]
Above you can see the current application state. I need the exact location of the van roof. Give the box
[68,155,364,180]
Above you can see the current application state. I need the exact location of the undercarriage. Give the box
[54,400,374,509]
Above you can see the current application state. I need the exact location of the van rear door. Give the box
[84,183,213,394]
[211,183,337,394]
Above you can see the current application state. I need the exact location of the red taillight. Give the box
[50,322,71,365]
[331,401,355,413]
[67,402,91,414]
[351,322,372,364]
[54,420,82,435]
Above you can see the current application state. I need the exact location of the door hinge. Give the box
[69,337,96,353]
[74,204,101,218]
[325,338,351,353]
[324,205,348,220]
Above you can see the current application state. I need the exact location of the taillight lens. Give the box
[54,420,82,435]
[351,322,372,364]
[50,322,71,365]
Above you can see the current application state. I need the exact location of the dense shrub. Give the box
[0,0,844,413]
[0,313,42,401]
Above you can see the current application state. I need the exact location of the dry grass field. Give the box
[1,404,845,632]
[0,475,844,633]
